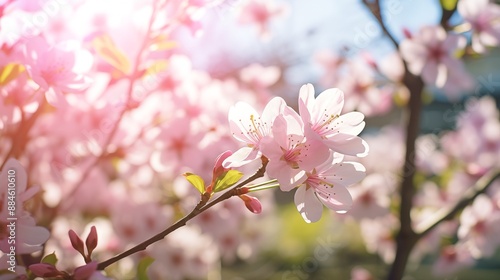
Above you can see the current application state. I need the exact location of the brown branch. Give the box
[361,0,399,48]
[361,1,424,279]
[440,1,459,30]
[416,170,500,237]
[0,93,47,170]
[97,157,269,271]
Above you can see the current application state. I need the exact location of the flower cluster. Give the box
[225,83,368,222]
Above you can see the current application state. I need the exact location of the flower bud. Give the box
[68,229,85,257]
[239,194,262,214]
[29,263,62,277]
[85,226,98,258]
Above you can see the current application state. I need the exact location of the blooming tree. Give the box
[0,0,499,280]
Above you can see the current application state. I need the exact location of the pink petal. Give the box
[314,88,344,119]
[298,138,330,171]
[298,83,316,115]
[326,134,369,157]
[316,184,353,213]
[222,146,260,168]
[294,186,323,223]
[266,159,306,191]
[327,161,366,186]
[261,96,286,124]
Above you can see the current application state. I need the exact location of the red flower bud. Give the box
[68,229,85,257]
[29,263,62,278]
[239,194,262,214]
[85,226,98,258]
[402,27,412,39]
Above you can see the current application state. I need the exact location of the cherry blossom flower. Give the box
[432,244,475,277]
[298,83,369,157]
[458,0,500,53]
[351,266,374,280]
[348,173,391,220]
[441,96,500,174]
[22,37,93,105]
[336,61,394,116]
[260,107,330,191]
[399,25,473,99]
[315,50,344,86]
[294,152,365,223]
[458,194,500,258]
[223,97,286,168]
[0,158,50,254]
[237,0,287,39]
[360,214,398,263]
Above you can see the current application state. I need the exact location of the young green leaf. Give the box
[41,252,58,266]
[440,0,458,10]
[213,170,244,192]
[0,63,25,86]
[183,172,205,193]
[136,256,155,280]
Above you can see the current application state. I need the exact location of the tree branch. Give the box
[361,1,424,279]
[361,0,399,48]
[97,157,269,271]
[416,170,500,237]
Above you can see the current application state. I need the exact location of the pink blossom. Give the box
[351,266,374,280]
[399,25,473,99]
[315,50,344,86]
[432,244,475,277]
[458,0,500,53]
[348,174,391,220]
[239,194,262,214]
[336,61,394,117]
[298,83,369,157]
[223,97,286,168]
[239,63,280,89]
[360,214,397,263]
[237,0,287,39]
[441,96,500,174]
[294,152,365,223]
[22,37,93,105]
[260,108,330,191]
[457,194,500,258]
[0,158,50,254]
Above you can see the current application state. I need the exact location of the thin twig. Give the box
[0,91,46,170]
[97,157,269,271]
[64,0,160,201]
[416,170,500,237]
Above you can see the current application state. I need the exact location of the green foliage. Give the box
[41,252,58,266]
[136,256,155,280]
[274,204,329,262]
[0,63,25,86]
[183,172,205,194]
[440,0,458,10]
[213,170,244,193]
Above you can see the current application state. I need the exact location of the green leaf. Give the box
[136,256,155,280]
[0,63,25,86]
[183,172,205,193]
[92,34,131,75]
[41,252,58,265]
[440,0,458,10]
[213,170,244,193]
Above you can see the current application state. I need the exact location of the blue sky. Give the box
[179,0,443,84]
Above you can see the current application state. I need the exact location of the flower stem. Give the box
[247,183,280,193]
[246,179,278,189]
